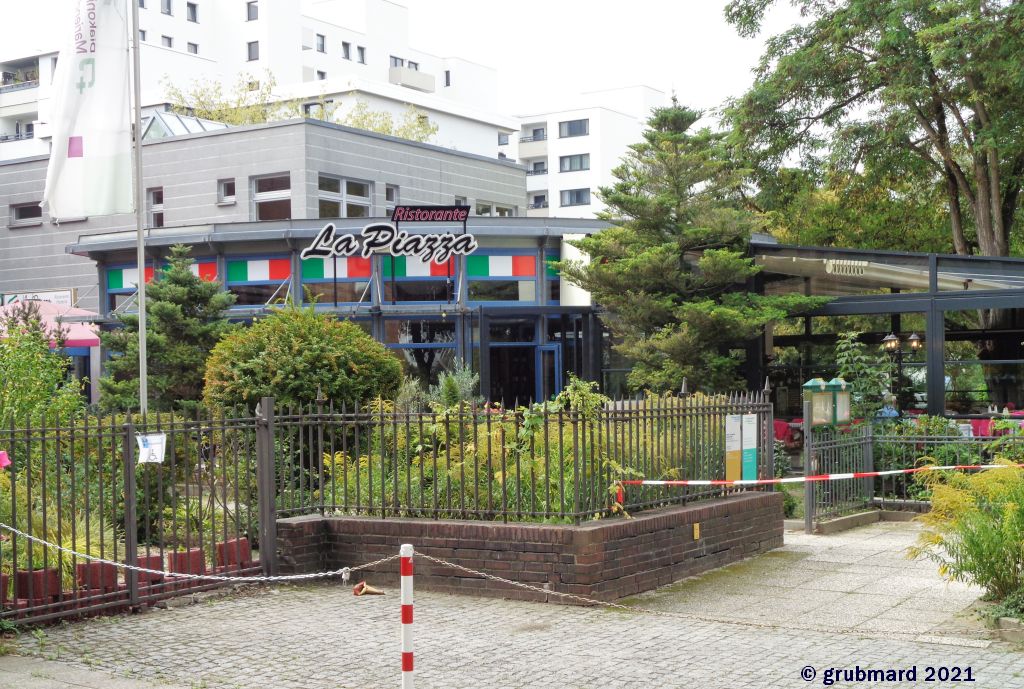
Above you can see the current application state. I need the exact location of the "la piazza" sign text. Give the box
[300,206,477,264]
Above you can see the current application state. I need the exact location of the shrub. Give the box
[204,305,402,409]
[909,461,1024,600]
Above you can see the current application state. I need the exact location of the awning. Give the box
[0,300,100,348]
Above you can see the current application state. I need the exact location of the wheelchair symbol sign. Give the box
[136,433,167,464]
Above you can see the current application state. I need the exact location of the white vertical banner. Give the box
[43,0,134,220]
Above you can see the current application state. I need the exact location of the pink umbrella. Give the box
[0,300,100,348]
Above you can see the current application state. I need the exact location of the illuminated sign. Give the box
[300,207,477,264]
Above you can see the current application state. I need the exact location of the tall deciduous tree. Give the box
[101,245,236,413]
[725,0,1024,261]
[560,100,823,392]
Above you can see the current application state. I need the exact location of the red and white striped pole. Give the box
[400,543,414,689]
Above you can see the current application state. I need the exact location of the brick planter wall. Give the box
[276,491,782,603]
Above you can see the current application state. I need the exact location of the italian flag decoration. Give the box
[189,261,218,281]
[301,256,372,279]
[108,266,154,290]
[227,258,291,282]
[382,256,454,277]
[466,255,536,277]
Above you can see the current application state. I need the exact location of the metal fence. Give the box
[264,391,774,523]
[803,415,1024,532]
[1,390,772,623]
[1,410,262,624]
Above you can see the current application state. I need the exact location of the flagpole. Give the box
[130,0,148,414]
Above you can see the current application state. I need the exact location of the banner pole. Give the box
[130,0,148,414]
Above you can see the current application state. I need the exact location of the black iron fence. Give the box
[1,410,262,624]
[1,390,772,623]
[265,392,774,523]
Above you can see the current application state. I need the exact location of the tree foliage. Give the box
[0,302,84,426]
[203,306,402,410]
[101,245,236,413]
[725,0,1024,259]
[162,72,438,142]
[339,100,439,143]
[560,100,824,392]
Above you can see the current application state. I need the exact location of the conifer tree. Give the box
[561,100,822,392]
[101,245,236,412]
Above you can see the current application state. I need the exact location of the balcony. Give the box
[388,66,435,93]
[528,201,548,209]
[525,168,547,176]
[519,133,547,143]
[518,138,547,159]
[0,80,39,114]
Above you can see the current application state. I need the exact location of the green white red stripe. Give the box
[227,258,291,282]
[108,266,154,290]
[302,256,372,279]
[383,256,454,278]
[618,463,1024,487]
[189,261,218,281]
[466,255,535,277]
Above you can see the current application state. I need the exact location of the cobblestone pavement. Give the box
[4,522,1024,689]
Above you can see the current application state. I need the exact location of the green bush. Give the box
[204,305,402,409]
[910,461,1024,600]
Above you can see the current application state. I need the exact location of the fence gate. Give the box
[802,406,873,534]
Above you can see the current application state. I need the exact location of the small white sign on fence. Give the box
[136,433,167,464]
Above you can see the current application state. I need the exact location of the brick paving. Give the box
[2,521,1023,689]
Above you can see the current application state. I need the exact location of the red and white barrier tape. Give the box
[400,543,414,689]
[618,463,1024,488]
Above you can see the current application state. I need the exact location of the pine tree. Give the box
[561,99,822,392]
[100,245,236,412]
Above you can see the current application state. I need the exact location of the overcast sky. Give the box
[397,0,802,115]
[8,0,802,118]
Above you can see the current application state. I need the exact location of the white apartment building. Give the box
[0,0,515,162]
[500,86,666,219]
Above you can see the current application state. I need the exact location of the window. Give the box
[139,30,147,42]
[498,133,509,146]
[316,34,325,52]
[186,2,197,22]
[559,119,589,137]
[187,42,198,54]
[139,0,145,6]
[530,194,547,209]
[455,196,467,206]
[560,188,590,207]
[407,61,419,71]
[467,253,539,303]
[246,1,257,20]
[318,175,371,218]
[385,185,399,216]
[444,70,451,87]
[475,202,492,216]
[247,41,259,61]
[226,256,292,306]
[161,0,172,15]
[303,100,332,118]
[529,161,546,174]
[10,203,42,227]
[251,174,291,220]
[316,70,327,81]
[390,55,404,68]
[342,41,351,59]
[147,187,164,228]
[217,179,236,204]
[495,206,515,217]
[559,153,590,172]
[357,46,366,63]
[161,35,173,48]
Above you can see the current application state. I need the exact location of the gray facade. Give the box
[0,119,525,311]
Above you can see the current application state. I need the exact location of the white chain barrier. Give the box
[0,522,399,585]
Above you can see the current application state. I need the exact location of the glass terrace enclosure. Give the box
[751,235,1024,419]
